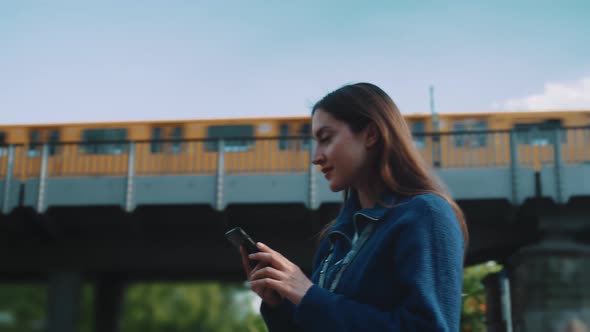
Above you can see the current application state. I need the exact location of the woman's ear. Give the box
[364,122,380,148]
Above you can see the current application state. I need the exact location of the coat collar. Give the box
[327,189,399,245]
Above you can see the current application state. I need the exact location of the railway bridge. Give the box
[1,128,589,332]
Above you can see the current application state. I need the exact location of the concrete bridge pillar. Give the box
[95,276,126,332]
[506,214,590,332]
[47,271,82,332]
[482,271,511,332]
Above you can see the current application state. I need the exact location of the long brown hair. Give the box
[314,83,469,252]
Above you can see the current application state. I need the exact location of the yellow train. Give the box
[0,110,589,179]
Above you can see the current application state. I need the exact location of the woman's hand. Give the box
[240,246,283,307]
[248,242,313,305]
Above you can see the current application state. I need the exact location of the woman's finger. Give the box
[250,265,285,282]
[258,242,294,268]
[249,260,266,278]
[250,243,291,269]
[239,246,252,277]
[256,242,281,256]
[248,252,284,270]
[250,278,286,295]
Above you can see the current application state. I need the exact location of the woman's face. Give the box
[311,109,374,192]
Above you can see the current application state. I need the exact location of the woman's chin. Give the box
[328,181,345,192]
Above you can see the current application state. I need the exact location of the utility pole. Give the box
[430,85,440,132]
[430,85,441,167]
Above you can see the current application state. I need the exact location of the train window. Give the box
[453,121,488,147]
[258,123,272,134]
[151,127,164,153]
[474,121,488,147]
[27,129,61,157]
[514,119,566,146]
[279,124,290,150]
[411,122,426,148]
[206,125,254,152]
[0,131,6,156]
[279,123,310,150]
[299,123,311,150]
[453,123,466,147]
[150,126,184,154]
[81,128,128,154]
[28,130,42,157]
[170,126,183,153]
[48,130,60,156]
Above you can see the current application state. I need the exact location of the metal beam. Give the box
[47,271,82,332]
[2,145,15,214]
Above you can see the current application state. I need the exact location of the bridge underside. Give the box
[1,197,589,283]
[2,132,590,331]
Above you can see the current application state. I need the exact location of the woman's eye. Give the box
[319,136,330,143]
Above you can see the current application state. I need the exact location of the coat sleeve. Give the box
[292,197,465,332]
[260,236,332,332]
[260,300,299,332]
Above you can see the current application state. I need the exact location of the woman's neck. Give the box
[356,182,384,209]
[357,192,375,209]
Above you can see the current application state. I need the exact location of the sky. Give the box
[1,0,589,125]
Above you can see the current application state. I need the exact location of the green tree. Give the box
[0,263,503,332]
[0,283,95,332]
[120,282,266,332]
[0,282,266,332]
[461,261,502,332]
[0,283,46,332]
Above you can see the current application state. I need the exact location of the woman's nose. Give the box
[312,150,324,165]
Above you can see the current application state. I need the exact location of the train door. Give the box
[164,126,187,174]
[297,122,311,169]
[0,130,28,180]
[206,124,255,174]
[78,128,128,176]
[137,125,186,175]
[409,120,430,165]
[447,119,489,168]
[277,123,291,172]
[0,131,7,178]
[25,128,62,177]
[278,121,310,173]
[513,119,564,170]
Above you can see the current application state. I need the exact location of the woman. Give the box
[240,82,468,331]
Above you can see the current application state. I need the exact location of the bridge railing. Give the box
[0,137,312,178]
[560,126,590,165]
[2,127,589,213]
[414,130,512,168]
[1,127,589,179]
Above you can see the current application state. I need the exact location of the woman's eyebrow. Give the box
[313,126,331,138]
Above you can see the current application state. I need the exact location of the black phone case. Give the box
[225,227,259,254]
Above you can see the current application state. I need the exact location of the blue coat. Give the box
[261,192,465,332]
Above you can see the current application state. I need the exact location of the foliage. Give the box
[0,282,266,332]
[0,283,47,332]
[120,282,266,332]
[461,261,503,332]
[0,263,502,332]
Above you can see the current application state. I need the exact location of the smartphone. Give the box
[225,227,259,255]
